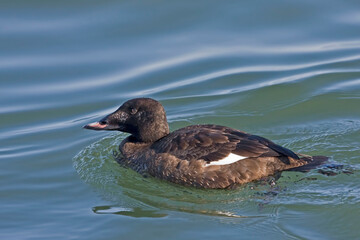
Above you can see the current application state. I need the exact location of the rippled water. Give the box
[1,0,360,239]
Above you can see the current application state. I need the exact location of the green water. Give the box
[1,0,360,239]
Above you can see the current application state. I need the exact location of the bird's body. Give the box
[84,98,327,189]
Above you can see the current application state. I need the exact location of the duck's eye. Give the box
[129,107,137,115]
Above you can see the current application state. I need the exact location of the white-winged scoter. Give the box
[84,98,327,189]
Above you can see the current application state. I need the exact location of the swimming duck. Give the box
[84,98,327,189]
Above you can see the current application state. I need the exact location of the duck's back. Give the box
[152,124,298,163]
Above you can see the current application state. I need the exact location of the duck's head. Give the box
[84,98,170,143]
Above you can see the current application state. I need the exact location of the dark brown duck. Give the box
[84,98,327,189]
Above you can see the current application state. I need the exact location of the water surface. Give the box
[1,0,360,239]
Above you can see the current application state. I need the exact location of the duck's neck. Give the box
[119,136,151,158]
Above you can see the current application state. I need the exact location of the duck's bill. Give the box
[83,122,118,131]
[83,122,107,130]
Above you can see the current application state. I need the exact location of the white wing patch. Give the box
[205,153,247,167]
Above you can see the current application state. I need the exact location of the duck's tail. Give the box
[288,154,329,172]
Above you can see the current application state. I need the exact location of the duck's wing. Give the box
[152,125,299,165]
